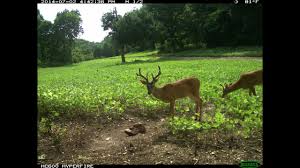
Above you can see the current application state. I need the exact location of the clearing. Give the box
[38,49,263,165]
[38,104,262,165]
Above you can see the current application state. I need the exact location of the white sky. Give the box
[37,4,143,43]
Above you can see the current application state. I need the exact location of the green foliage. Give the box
[100,4,262,56]
[37,9,83,66]
[159,46,262,57]
[168,117,201,134]
[39,117,52,134]
[93,36,116,58]
[53,10,83,41]
[38,51,262,137]
[72,39,98,63]
[167,110,226,134]
[101,7,121,31]
[101,7,127,62]
[39,4,262,65]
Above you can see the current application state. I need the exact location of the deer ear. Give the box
[140,80,147,85]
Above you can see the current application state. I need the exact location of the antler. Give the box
[136,68,149,82]
[151,66,161,81]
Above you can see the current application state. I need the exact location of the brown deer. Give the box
[220,69,263,98]
[137,66,203,121]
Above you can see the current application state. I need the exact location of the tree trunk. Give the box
[152,41,156,50]
[170,39,175,54]
[121,45,126,63]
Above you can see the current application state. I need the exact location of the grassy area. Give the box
[38,49,262,137]
[158,46,262,57]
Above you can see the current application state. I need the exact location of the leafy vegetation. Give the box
[159,46,262,57]
[101,4,262,62]
[38,4,261,66]
[38,9,83,67]
[38,51,262,138]
[38,3,262,164]
[72,39,99,63]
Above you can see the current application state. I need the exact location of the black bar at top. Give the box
[37,0,262,4]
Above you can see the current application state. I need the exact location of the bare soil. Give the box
[38,106,262,165]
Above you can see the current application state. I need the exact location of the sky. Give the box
[37,4,143,43]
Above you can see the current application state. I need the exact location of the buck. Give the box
[137,66,203,121]
[220,69,263,98]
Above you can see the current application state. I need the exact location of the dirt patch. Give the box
[38,106,262,165]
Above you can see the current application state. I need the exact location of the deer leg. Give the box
[199,98,203,121]
[190,95,202,121]
[169,100,175,118]
[248,88,252,96]
[197,97,203,122]
[251,87,257,96]
[194,100,200,121]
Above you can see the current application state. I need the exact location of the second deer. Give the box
[220,69,263,98]
[137,66,203,121]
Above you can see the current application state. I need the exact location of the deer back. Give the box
[239,69,262,88]
[159,77,200,100]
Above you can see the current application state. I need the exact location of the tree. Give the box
[101,8,126,62]
[145,4,186,53]
[98,4,262,58]
[93,36,115,58]
[38,19,54,66]
[38,9,46,66]
[38,9,84,66]
[52,9,83,65]
[126,6,158,51]
[229,4,262,46]
[72,39,97,63]
[144,4,262,50]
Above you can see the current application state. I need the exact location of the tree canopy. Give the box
[100,4,262,63]
[38,9,83,66]
[38,4,262,66]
